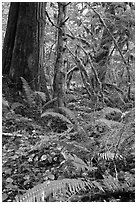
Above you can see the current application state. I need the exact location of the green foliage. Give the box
[2,97,10,116]
[16,176,107,202]
[16,172,134,202]
[62,152,97,173]
[42,97,57,110]
[34,91,47,102]
[2,97,9,108]
[2,97,24,117]
[98,151,123,161]
[21,77,34,106]
[58,106,78,125]
[21,77,47,108]
[10,102,24,111]
[41,106,80,133]
[95,118,122,129]
[101,107,122,116]
[2,2,135,202]
[103,174,121,192]
[15,178,99,202]
[41,111,72,125]
[2,106,135,201]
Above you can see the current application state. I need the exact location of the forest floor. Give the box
[2,81,135,202]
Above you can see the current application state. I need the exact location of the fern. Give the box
[15,172,134,202]
[34,91,46,102]
[101,107,122,116]
[58,106,78,125]
[16,178,104,202]
[95,118,122,128]
[2,97,10,115]
[70,154,97,172]
[42,97,57,110]
[103,174,121,192]
[41,111,72,125]
[60,148,97,173]
[10,102,24,111]
[2,97,9,108]
[21,77,34,105]
[98,151,123,161]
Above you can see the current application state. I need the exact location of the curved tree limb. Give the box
[66,46,94,97]
[79,44,104,102]
[45,10,61,30]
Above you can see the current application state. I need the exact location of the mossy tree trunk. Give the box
[91,3,115,90]
[53,2,67,107]
[2,2,49,96]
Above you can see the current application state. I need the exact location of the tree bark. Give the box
[2,2,47,91]
[37,3,50,101]
[93,3,115,84]
[2,3,19,75]
[53,3,67,107]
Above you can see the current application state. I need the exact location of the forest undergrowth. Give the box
[2,80,135,202]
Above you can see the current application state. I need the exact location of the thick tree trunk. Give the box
[37,3,50,101]
[2,3,47,91]
[2,3,19,75]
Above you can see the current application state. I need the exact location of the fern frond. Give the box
[98,151,123,161]
[21,77,34,105]
[71,154,97,172]
[41,111,72,124]
[35,91,46,102]
[102,107,122,114]
[103,175,121,192]
[101,107,122,120]
[96,118,122,128]
[11,102,24,111]
[124,172,135,188]
[58,107,78,125]
[2,97,9,108]
[42,97,57,110]
[16,178,104,202]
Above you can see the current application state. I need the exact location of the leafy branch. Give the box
[90,6,128,66]
[88,4,131,97]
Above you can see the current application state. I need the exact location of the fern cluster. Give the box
[16,173,134,202]
[3,81,135,202]
[21,77,47,108]
[16,178,97,202]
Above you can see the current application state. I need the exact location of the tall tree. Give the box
[53,2,67,107]
[89,3,115,92]
[2,2,48,93]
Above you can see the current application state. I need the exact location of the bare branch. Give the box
[62,17,69,25]
[45,11,61,30]
[64,2,71,7]
[66,45,93,98]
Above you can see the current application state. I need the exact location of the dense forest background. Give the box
[2,2,135,202]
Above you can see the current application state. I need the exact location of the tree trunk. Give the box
[2,2,47,91]
[93,3,115,85]
[37,3,50,101]
[53,3,67,107]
